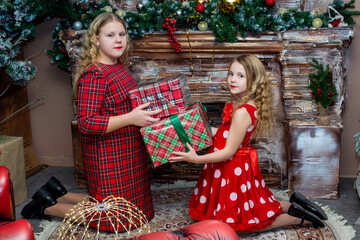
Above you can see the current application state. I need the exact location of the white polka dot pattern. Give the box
[226,218,235,223]
[245,163,249,171]
[214,169,221,178]
[244,202,249,211]
[221,178,226,187]
[261,179,265,188]
[230,192,237,201]
[234,167,242,176]
[247,125,254,132]
[223,130,229,138]
[241,184,247,193]
[249,200,254,209]
[267,211,275,218]
[203,179,207,187]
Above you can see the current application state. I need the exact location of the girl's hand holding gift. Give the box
[169,143,200,164]
[129,102,162,127]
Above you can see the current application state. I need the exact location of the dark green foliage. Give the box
[308,59,338,109]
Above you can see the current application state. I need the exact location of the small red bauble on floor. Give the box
[265,0,276,6]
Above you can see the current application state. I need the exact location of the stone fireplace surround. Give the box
[61,27,353,198]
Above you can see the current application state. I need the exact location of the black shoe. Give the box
[21,186,56,220]
[290,192,328,220]
[288,202,324,228]
[45,176,67,199]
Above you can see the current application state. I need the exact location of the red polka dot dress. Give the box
[188,103,283,232]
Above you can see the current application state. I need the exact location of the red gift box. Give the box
[140,104,213,167]
[129,74,190,119]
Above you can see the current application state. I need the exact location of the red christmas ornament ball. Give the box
[196,3,205,13]
[265,0,276,6]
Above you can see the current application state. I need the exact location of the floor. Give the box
[16,166,360,239]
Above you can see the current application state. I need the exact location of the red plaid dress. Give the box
[76,62,154,232]
[188,103,283,232]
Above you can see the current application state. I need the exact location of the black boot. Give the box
[21,186,57,220]
[288,202,324,228]
[45,176,67,199]
[290,192,328,220]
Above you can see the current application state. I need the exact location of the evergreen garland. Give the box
[329,0,360,26]
[1,0,359,84]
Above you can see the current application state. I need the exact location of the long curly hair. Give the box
[73,13,132,95]
[230,54,274,138]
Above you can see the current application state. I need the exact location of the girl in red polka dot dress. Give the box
[169,54,327,232]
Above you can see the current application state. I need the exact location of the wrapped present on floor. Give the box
[140,104,213,167]
[129,74,190,119]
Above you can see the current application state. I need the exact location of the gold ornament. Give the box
[57,195,151,239]
[277,7,287,15]
[116,9,125,18]
[182,1,190,9]
[103,6,113,13]
[311,8,324,17]
[312,18,323,28]
[198,21,208,31]
[219,0,242,14]
[195,0,211,3]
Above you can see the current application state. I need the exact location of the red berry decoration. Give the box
[265,0,276,6]
[162,18,181,53]
[196,3,205,13]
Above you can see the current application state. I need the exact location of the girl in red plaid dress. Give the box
[169,54,327,232]
[21,13,161,232]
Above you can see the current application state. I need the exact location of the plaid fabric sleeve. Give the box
[77,68,109,135]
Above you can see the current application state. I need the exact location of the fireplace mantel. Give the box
[61,27,353,193]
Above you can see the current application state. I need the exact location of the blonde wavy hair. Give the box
[230,54,274,138]
[73,13,132,95]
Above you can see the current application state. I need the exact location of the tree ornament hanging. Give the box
[182,1,190,9]
[116,9,125,18]
[195,0,211,3]
[103,6,113,13]
[73,21,83,30]
[312,18,323,28]
[196,3,205,13]
[162,18,182,53]
[265,0,276,7]
[198,21,208,31]
[277,7,287,15]
[176,9,182,16]
[136,3,144,11]
[219,0,242,14]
